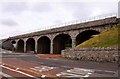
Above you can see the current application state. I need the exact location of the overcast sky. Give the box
[0,0,119,39]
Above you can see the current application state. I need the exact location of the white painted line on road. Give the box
[41,75,46,78]
[30,66,56,72]
[0,71,16,79]
[0,65,39,79]
[88,72,92,75]
[16,68,19,70]
[56,68,94,77]
[83,74,89,77]
[90,68,117,75]
[57,72,84,77]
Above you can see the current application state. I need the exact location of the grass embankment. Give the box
[77,25,120,48]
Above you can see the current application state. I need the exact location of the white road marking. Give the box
[84,74,90,77]
[0,71,16,79]
[0,65,39,79]
[56,68,94,77]
[30,65,56,72]
[56,67,117,77]
[57,72,84,77]
[16,68,19,70]
[88,72,92,74]
[41,75,46,78]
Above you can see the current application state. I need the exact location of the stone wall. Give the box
[62,48,119,63]
[2,39,14,50]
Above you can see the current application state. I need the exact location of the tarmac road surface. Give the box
[0,51,119,79]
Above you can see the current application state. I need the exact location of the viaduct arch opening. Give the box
[53,34,72,54]
[11,40,16,51]
[76,30,100,46]
[37,36,50,54]
[11,40,16,44]
[17,39,24,53]
[26,38,35,53]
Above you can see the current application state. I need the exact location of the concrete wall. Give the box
[62,48,119,63]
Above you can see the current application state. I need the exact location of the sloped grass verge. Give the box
[77,25,120,48]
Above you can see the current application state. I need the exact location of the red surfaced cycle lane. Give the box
[1,58,65,78]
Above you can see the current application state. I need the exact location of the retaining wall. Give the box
[62,48,119,63]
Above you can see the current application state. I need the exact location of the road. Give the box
[0,50,119,79]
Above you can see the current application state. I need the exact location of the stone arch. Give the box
[26,38,35,53]
[11,40,17,51]
[17,39,24,52]
[11,40,16,44]
[37,36,51,54]
[76,30,100,46]
[53,34,72,54]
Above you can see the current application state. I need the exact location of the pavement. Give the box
[36,54,62,58]
[0,50,119,79]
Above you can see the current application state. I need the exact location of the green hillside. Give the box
[77,25,120,48]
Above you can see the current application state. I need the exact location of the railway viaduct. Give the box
[2,17,118,54]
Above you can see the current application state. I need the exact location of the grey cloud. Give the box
[31,2,52,13]
[61,2,117,19]
[59,2,94,19]
[54,20,63,24]
[1,19,18,26]
[1,2,28,14]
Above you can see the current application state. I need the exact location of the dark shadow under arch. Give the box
[26,38,35,52]
[37,36,50,54]
[53,34,72,54]
[11,40,16,44]
[17,39,24,52]
[76,30,100,46]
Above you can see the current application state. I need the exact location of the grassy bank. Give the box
[77,25,120,48]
